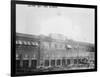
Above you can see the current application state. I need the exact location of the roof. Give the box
[16,32,39,39]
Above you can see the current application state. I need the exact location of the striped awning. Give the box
[16,40,38,46]
[18,40,22,44]
[23,41,27,45]
[27,41,31,45]
[67,44,72,48]
[65,44,72,49]
[16,54,19,58]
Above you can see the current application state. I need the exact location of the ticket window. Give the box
[31,60,37,69]
[23,60,29,68]
[57,59,61,66]
[44,60,49,67]
[51,60,55,67]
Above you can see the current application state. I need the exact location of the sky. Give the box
[16,4,95,43]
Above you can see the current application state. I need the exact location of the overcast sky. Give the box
[16,4,95,43]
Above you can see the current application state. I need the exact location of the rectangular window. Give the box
[77,59,82,64]
[81,58,88,64]
[44,60,49,66]
[51,60,55,66]
[23,60,29,68]
[16,60,20,68]
[31,60,37,69]
[67,59,70,65]
[57,59,61,66]
[74,59,78,64]
[62,59,66,66]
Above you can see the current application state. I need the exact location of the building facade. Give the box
[16,33,95,73]
[16,33,40,72]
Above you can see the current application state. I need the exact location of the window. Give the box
[31,60,37,69]
[44,60,49,66]
[16,60,20,68]
[57,59,61,66]
[74,59,78,64]
[62,59,66,66]
[81,58,88,64]
[23,60,29,68]
[67,59,70,65]
[77,59,82,64]
[51,60,55,66]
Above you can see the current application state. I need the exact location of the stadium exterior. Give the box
[16,33,95,73]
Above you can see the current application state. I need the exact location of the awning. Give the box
[18,40,23,44]
[66,44,72,49]
[16,41,18,44]
[16,40,38,46]
[23,41,27,45]
[27,41,31,45]
[32,42,38,46]
[32,42,35,45]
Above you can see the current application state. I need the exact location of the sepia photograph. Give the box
[11,0,97,76]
